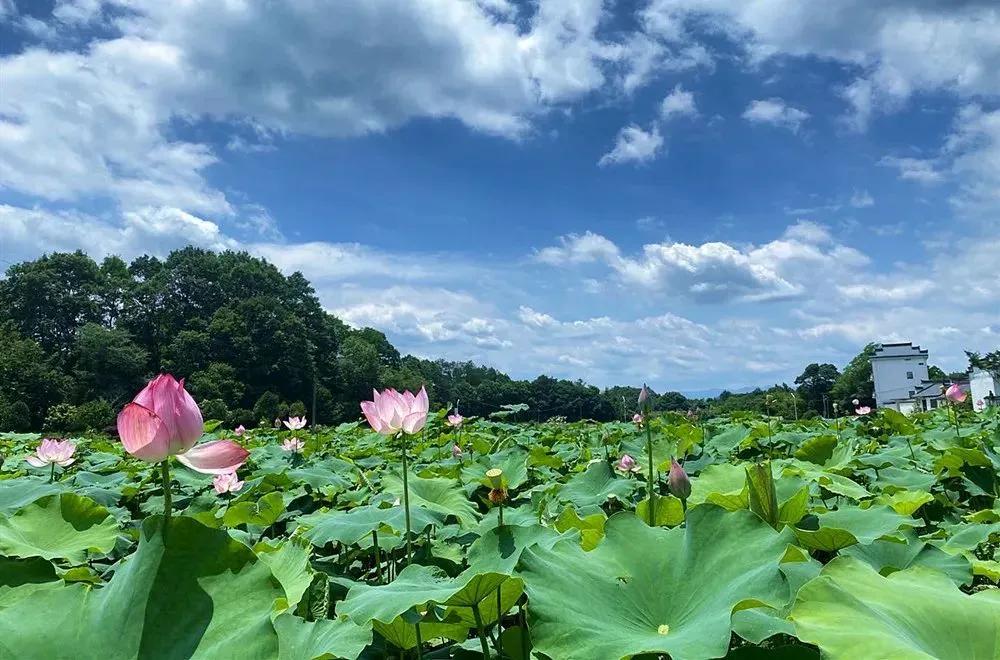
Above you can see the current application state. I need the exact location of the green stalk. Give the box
[401,434,413,565]
[373,530,382,583]
[49,462,55,484]
[645,417,655,526]
[160,459,172,541]
[414,621,424,659]
[950,403,962,441]
[471,603,491,658]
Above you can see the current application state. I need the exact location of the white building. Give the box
[870,342,945,413]
[970,367,1000,411]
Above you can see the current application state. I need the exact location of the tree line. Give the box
[0,249,987,432]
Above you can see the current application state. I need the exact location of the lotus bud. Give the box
[638,384,650,407]
[632,413,644,425]
[234,425,246,436]
[452,444,463,459]
[945,383,967,403]
[668,459,691,501]
[616,453,637,472]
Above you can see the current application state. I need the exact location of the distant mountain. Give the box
[681,386,759,400]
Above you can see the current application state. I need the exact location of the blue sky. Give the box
[1,0,998,392]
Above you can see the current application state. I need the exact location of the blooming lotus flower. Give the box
[26,439,76,468]
[632,413,644,425]
[117,374,248,474]
[283,416,307,431]
[447,412,464,427]
[945,383,967,403]
[855,406,872,416]
[360,387,429,436]
[668,459,691,501]
[615,453,638,472]
[452,444,463,459]
[234,425,246,436]
[282,437,305,453]
[213,472,244,494]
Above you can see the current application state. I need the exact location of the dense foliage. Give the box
[0,405,998,658]
[2,250,985,434]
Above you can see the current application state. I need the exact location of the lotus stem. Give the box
[471,603,491,658]
[160,459,172,540]
[645,418,655,526]
[401,435,413,565]
[950,403,962,441]
[49,462,55,484]
[372,530,382,583]
[414,622,424,659]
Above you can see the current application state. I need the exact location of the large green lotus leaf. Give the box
[223,491,286,528]
[731,558,822,644]
[517,506,795,660]
[298,505,443,547]
[704,424,749,454]
[635,492,686,526]
[876,489,934,516]
[445,575,523,628]
[793,434,838,465]
[842,532,973,586]
[937,522,1000,555]
[0,515,284,659]
[0,492,118,563]
[871,465,936,490]
[466,523,569,575]
[0,478,62,515]
[687,463,745,506]
[256,537,314,609]
[273,612,373,660]
[794,505,912,552]
[791,557,1000,660]
[0,556,57,600]
[382,473,478,527]
[460,449,529,491]
[371,617,468,651]
[557,460,635,512]
[553,506,606,550]
[339,564,509,627]
[287,460,355,493]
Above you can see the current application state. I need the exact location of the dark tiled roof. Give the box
[871,342,928,359]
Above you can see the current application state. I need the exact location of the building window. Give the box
[906,371,913,379]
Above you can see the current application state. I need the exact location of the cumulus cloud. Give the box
[535,220,867,303]
[639,1,1000,128]
[878,156,944,184]
[660,84,697,119]
[598,123,664,166]
[742,98,809,133]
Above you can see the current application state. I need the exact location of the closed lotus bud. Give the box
[452,444,463,459]
[486,467,504,489]
[638,384,650,407]
[668,459,691,501]
[632,413,644,425]
[945,383,967,403]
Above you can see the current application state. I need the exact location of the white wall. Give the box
[872,355,930,406]
[970,368,1000,411]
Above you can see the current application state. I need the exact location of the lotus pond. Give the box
[1,405,999,659]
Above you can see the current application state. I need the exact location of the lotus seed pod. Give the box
[486,467,504,489]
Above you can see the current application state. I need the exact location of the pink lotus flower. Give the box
[452,444,463,459]
[117,374,248,474]
[638,384,650,407]
[234,425,246,436]
[26,439,76,468]
[668,459,691,500]
[976,399,985,411]
[855,406,872,416]
[945,383,967,403]
[283,416,307,431]
[282,437,305,453]
[361,387,429,436]
[615,453,638,472]
[632,413,644,425]
[213,472,244,494]
[447,412,464,427]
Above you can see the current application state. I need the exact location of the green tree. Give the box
[72,323,149,406]
[794,363,840,414]
[831,343,877,408]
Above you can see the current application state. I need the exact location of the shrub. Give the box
[70,399,114,432]
[199,398,230,424]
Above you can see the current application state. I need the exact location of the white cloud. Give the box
[535,220,866,303]
[640,1,1000,128]
[742,98,809,133]
[849,189,875,208]
[598,123,664,166]
[878,156,944,184]
[660,84,697,119]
